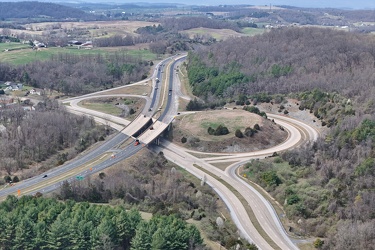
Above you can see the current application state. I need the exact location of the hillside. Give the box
[0,1,96,20]
[187,27,375,249]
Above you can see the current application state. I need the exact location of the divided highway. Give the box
[0,52,319,250]
[0,55,177,200]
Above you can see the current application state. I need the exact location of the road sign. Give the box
[76,176,84,181]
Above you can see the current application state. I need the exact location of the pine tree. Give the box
[47,217,72,249]
[14,218,35,250]
[130,221,152,250]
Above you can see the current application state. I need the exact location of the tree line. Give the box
[0,195,203,250]
[0,2,98,21]
[0,51,151,95]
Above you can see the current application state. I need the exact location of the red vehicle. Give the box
[134,139,140,146]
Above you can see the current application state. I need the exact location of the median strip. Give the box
[193,164,282,250]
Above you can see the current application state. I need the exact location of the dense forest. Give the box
[0,1,97,21]
[0,99,108,179]
[187,27,375,249]
[0,52,151,95]
[0,195,203,249]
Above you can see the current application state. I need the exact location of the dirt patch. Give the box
[171,109,287,153]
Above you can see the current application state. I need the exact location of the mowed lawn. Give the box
[0,45,157,65]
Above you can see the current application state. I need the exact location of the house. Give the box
[80,41,93,48]
[33,40,46,48]
[68,40,83,46]
[5,83,23,91]
[30,88,43,95]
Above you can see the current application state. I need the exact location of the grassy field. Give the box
[241,27,265,36]
[79,101,123,116]
[178,110,263,141]
[0,45,157,65]
[0,42,30,52]
[182,27,246,40]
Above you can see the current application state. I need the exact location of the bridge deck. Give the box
[138,121,169,144]
[122,115,151,137]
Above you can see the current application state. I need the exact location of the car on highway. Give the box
[134,139,140,146]
[43,175,48,178]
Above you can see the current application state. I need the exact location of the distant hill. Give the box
[0,1,97,20]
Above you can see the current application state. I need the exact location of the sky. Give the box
[144,0,375,9]
[1,0,374,9]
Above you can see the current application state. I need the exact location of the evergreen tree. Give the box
[47,217,72,249]
[34,221,48,250]
[14,218,35,250]
[235,129,244,138]
[131,221,152,250]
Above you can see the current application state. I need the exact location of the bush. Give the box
[254,124,260,130]
[12,176,19,183]
[244,127,257,137]
[4,176,11,183]
[287,194,300,205]
[313,238,324,248]
[181,137,187,143]
[261,171,282,186]
[235,129,244,138]
[99,172,106,179]
[208,125,229,136]
[214,125,229,136]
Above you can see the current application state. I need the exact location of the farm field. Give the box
[0,45,157,65]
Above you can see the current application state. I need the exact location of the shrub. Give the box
[313,238,324,248]
[214,125,229,136]
[4,176,11,183]
[254,124,260,130]
[287,194,300,205]
[12,176,19,183]
[261,171,282,186]
[181,137,187,143]
[244,127,257,137]
[235,129,244,138]
[99,172,106,179]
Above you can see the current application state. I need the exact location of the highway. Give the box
[0,52,319,249]
[0,55,176,200]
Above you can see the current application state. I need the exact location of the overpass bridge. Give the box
[137,120,170,145]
